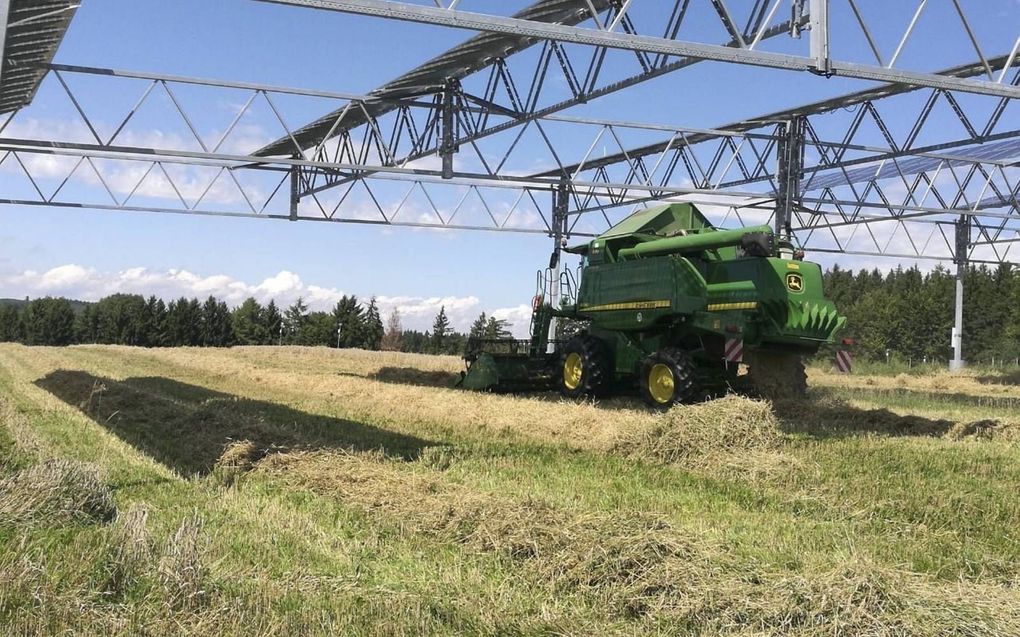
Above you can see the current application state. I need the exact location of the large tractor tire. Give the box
[639,347,697,409]
[745,351,807,400]
[559,335,611,399]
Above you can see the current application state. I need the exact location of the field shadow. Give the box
[35,370,439,476]
[364,367,461,388]
[774,394,957,438]
[826,386,1020,410]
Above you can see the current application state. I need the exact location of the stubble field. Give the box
[1,343,1019,635]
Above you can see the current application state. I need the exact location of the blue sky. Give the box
[1,0,1016,333]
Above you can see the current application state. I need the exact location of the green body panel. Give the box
[461,202,845,392]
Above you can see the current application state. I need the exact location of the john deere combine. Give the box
[459,202,845,408]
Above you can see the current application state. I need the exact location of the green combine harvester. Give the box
[458,203,845,408]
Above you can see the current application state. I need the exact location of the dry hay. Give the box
[948,418,1020,442]
[810,366,1020,400]
[368,366,461,388]
[0,459,116,526]
[255,449,711,616]
[158,514,209,610]
[621,395,783,466]
[105,504,154,597]
[212,440,261,485]
[254,449,1020,634]
[132,346,658,452]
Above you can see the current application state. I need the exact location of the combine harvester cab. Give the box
[460,202,846,408]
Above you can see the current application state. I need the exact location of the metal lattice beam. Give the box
[253,0,1020,99]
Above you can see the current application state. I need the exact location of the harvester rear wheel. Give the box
[558,335,610,399]
[639,348,697,409]
[745,351,807,400]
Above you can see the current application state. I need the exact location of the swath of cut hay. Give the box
[780,394,1020,442]
[621,395,784,466]
[255,449,712,616]
[0,459,116,526]
[253,449,1020,634]
[810,366,1020,400]
[135,346,659,451]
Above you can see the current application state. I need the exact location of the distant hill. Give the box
[0,297,93,314]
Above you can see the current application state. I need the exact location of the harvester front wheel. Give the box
[559,335,610,399]
[639,348,697,409]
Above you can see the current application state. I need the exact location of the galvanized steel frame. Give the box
[0,0,1017,266]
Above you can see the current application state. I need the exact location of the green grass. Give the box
[1,344,1019,635]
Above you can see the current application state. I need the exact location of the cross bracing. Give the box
[0,0,1017,267]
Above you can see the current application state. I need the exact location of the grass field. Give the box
[1,344,1019,635]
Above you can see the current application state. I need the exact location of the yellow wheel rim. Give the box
[563,352,583,390]
[648,363,675,404]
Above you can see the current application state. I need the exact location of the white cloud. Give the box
[0,264,531,335]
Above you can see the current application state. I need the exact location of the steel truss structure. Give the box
[0,0,1018,365]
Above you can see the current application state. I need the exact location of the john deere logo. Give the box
[786,272,804,293]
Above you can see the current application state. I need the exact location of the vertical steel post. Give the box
[950,214,970,370]
[809,0,830,75]
[0,1,10,89]
[775,116,805,242]
[289,158,301,221]
[440,80,459,180]
[547,179,569,351]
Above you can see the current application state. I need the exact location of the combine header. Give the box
[459,203,845,408]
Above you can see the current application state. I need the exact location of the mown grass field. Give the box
[1,343,1019,635]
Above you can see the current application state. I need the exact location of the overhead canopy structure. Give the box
[256,0,612,157]
[0,0,79,114]
[534,56,1017,180]
[0,0,1016,265]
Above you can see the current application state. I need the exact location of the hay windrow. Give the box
[255,449,715,613]
[254,449,1020,634]
[212,440,261,485]
[621,395,783,465]
[949,418,1019,442]
[0,459,116,526]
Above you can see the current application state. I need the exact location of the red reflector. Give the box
[725,325,741,333]
[842,338,855,346]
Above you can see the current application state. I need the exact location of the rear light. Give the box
[841,338,855,346]
[725,325,741,333]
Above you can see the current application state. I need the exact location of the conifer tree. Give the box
[362,297,384,350]
[263,300,283,345]
[431,306,451,353]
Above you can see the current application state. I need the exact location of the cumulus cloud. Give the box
[0,264,531,335]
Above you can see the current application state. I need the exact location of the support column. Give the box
[289,157,301,221]
[950,214,970,370]
[775,116,805,246]
[440,80,460,180]
[547,179,569,351]
[0,1,11,90]
[808,0,830,76]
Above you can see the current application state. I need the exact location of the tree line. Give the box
[824,263,1020,365]
[0,293,515,355]
[2,263,1016,362]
